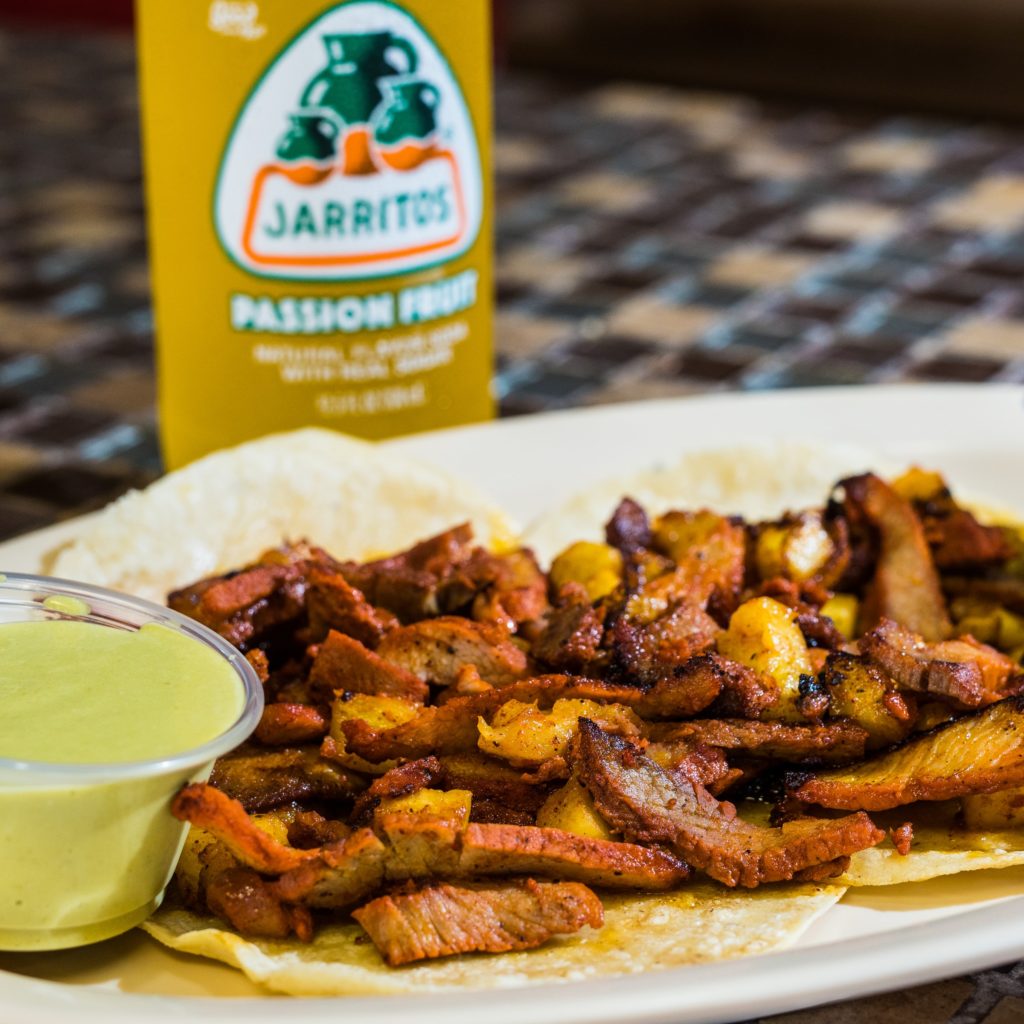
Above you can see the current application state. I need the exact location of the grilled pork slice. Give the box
[168,561,309,647]
[174,783,690,916]
[206,865,314,942]
[172,784,320,873]
[531,583,606,672]
[467,548,550,632]
[253,703,329,746]
[861,619,1020,709]
[610,601,720,687]
[209,745,364,813]
[272,815,691,912]
[353,880,603,966]
[376,616,529,688]
[792,695,1024,811]
[305,566,397,647]
[650,718,869,763]
[309,630,428,703]
[572,720,883,888]
[840,473,951,641]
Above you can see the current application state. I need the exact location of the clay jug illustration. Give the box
[275,113,338,183]
[373,79,440,170]
[300,32,418,175]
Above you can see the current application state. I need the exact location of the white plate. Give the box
[2,383,1024,1024]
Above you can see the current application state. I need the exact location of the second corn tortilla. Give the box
[523,440,896,564]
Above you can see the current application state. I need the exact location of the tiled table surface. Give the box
[2,26,1024,1024]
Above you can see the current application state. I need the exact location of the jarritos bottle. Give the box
[137,0,493,468]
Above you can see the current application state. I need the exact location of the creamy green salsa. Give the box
[0,615,248,951]
[0,619,244,763]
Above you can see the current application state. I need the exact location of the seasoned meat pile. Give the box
[167,467,1024,965]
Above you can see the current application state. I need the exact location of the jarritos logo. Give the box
[214,1,483,280]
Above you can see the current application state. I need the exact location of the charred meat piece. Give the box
[308,630,428,703]
[287,810,350,849]
[376,616,529,688]
[465,548,550,633]
[792,695,1024,811]
[531,583,606,672]
[861,619,1020,709]
[168,562,308,648]
[926,508,1013,571]
[305,567,397,647]
[572,719,882,888]
[605,497,652,555]
[206,865,313,941]
[840,474,951,641]
[209,745,364,812]
[900,475,1014,571]
[694,653,779,720]
[610,601,720,687]
[646,741,739,794]
[439,753,548,818]
[253,703,329,746]
[650,718,869,764]
[352,880,603,965]
[633,654,740,719]
[349,757,445,825]
[339,524,475,622]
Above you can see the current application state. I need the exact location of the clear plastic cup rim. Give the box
[0,572,263,784]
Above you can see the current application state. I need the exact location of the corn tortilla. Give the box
[143,882,844,996]
[47,428,514,603]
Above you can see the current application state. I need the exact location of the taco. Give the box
[48,434,1024,994]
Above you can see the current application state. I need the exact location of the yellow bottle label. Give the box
[137,0,494,468]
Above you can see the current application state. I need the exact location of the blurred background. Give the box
[1,0,1024,537]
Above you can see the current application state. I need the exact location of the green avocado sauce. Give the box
[0,616,248,950]
[0,619,244,763]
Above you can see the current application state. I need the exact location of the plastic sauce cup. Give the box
[0,574,263,951]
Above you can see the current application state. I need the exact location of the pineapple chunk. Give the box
[823,652,914,748]
[962,786,1024,830]
[477,698,642,767]
[328,692,419,774]
[821,593,859,641]
[890,467,947,502]
[376,788,473,830]
[549,541,623,602]
[536,778,613,840]
[251,809,295,844]
[717,597,814,722]
[755,513,834,583]
[652,510,729,563]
